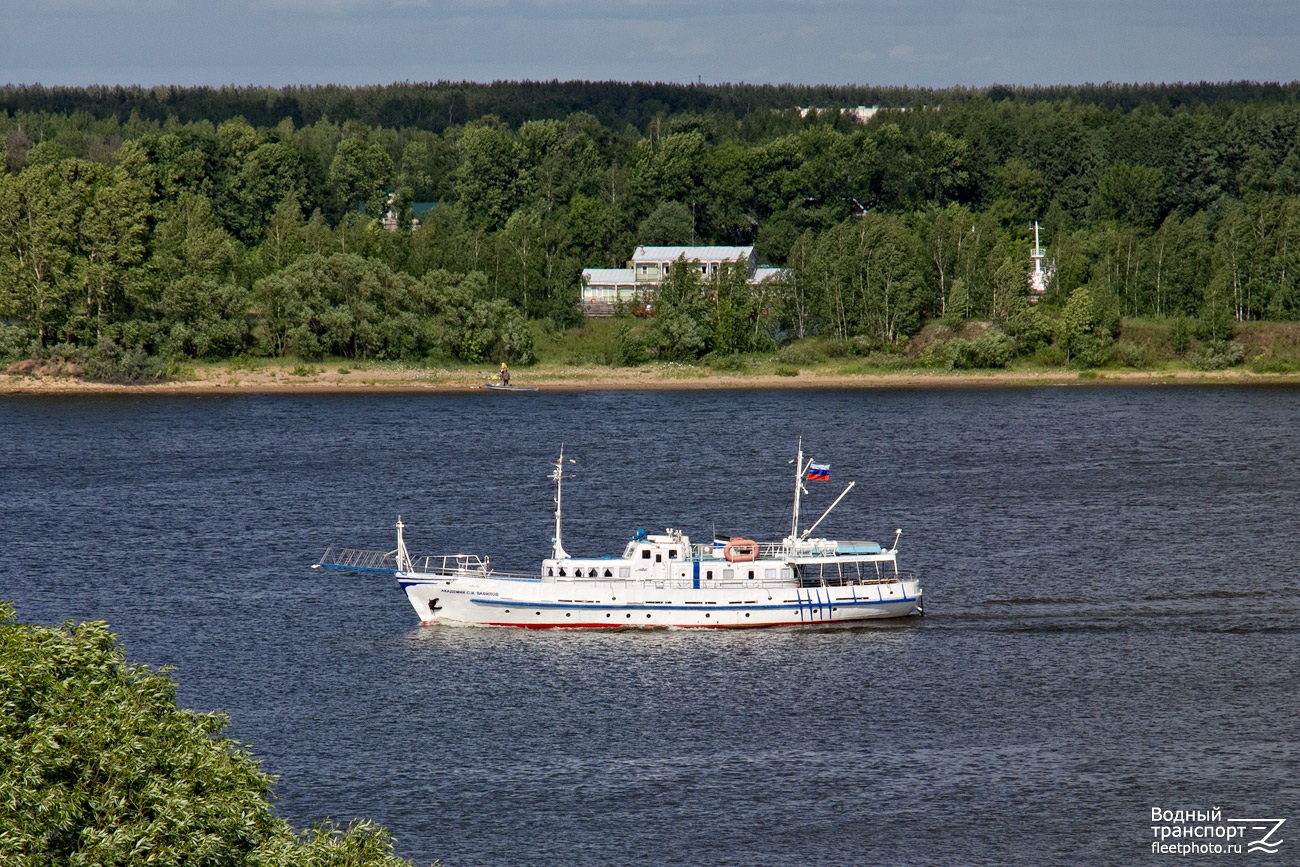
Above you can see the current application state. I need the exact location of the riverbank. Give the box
[3,360,1298,394]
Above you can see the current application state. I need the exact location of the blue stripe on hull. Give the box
[465,595,916,612]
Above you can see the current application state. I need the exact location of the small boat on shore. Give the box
[314,443,923,628]
[484,382,538,392]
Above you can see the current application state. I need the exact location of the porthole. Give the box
[646,614,651,619]
[705,612,710,618]
[606,613,611,618]
[745,613,750,618]
[566,612,571,617]
[536,611,541,616]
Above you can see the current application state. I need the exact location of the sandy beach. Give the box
[1,361,1294,394]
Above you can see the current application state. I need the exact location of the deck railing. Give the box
[318,547,536,579]
[687,540,885,561]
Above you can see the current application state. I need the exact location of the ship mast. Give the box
[550,448,573,559]
[789,438,809,541]
[395,516,413,572]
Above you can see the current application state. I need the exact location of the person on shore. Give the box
[499,362,510,386]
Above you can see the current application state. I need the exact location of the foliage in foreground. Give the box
[0,601,427,866]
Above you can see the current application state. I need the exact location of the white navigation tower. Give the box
[1029,221,1054,301]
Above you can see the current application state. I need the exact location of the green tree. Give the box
[329,138,395,222]
[0,157,148,350]
[421,269,534,363]
[76,166,151,343]
[799,215,925,344]
[0,602,421,867]
[636,201,694,246]
[1091,162,1165,229]
[630,131,709,213]
[451,118,517,229]
[224,141,309,244]
[648,256,709,360]
[0,159,76,350]
[149,193,251,358]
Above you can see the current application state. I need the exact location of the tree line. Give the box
[2,82,1300,376]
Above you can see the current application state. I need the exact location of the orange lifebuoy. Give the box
[723,538,758,562]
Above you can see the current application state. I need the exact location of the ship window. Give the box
[655,554,662,563]
[619,567,631,578]
[668,550,678,559]
[747,570,755,580]
[547,568,553,576]
[723,569,734,580]
[765,569,777,579]
[589,568,598,577]
[642,550,651,559]
[706,570,714,580]
[558,568,566,576]
[604,568,613,577]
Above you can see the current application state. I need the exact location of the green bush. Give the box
[1111,340,1158,369]
[1070,333,1114,369]
[1248,355,1300,373]
[0,325,35,362]
[1034,343,1068,367]
[77,339,170,384]
[615,323,653,365]
[1192,340,1246,370]
[0,602,425,867]
[703,352,749,371]
[937,330,1016,369]
[776,337,851,366]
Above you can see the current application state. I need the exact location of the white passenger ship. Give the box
[315,444,923,628]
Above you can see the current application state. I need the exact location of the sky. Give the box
[2,0,1297,90]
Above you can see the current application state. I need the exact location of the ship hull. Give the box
[400,573,922,628]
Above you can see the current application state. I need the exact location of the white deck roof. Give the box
[582,268,637,286]
[632,246,754,263]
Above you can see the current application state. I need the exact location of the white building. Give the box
[796,105,882,123]
[581,246,782,316]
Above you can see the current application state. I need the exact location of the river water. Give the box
[3,386,1298,865]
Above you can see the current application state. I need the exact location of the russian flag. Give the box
[806,462,830,481]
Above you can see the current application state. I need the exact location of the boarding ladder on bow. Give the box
[315,547,401,574]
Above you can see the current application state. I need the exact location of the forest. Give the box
[2,80,1300,378]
